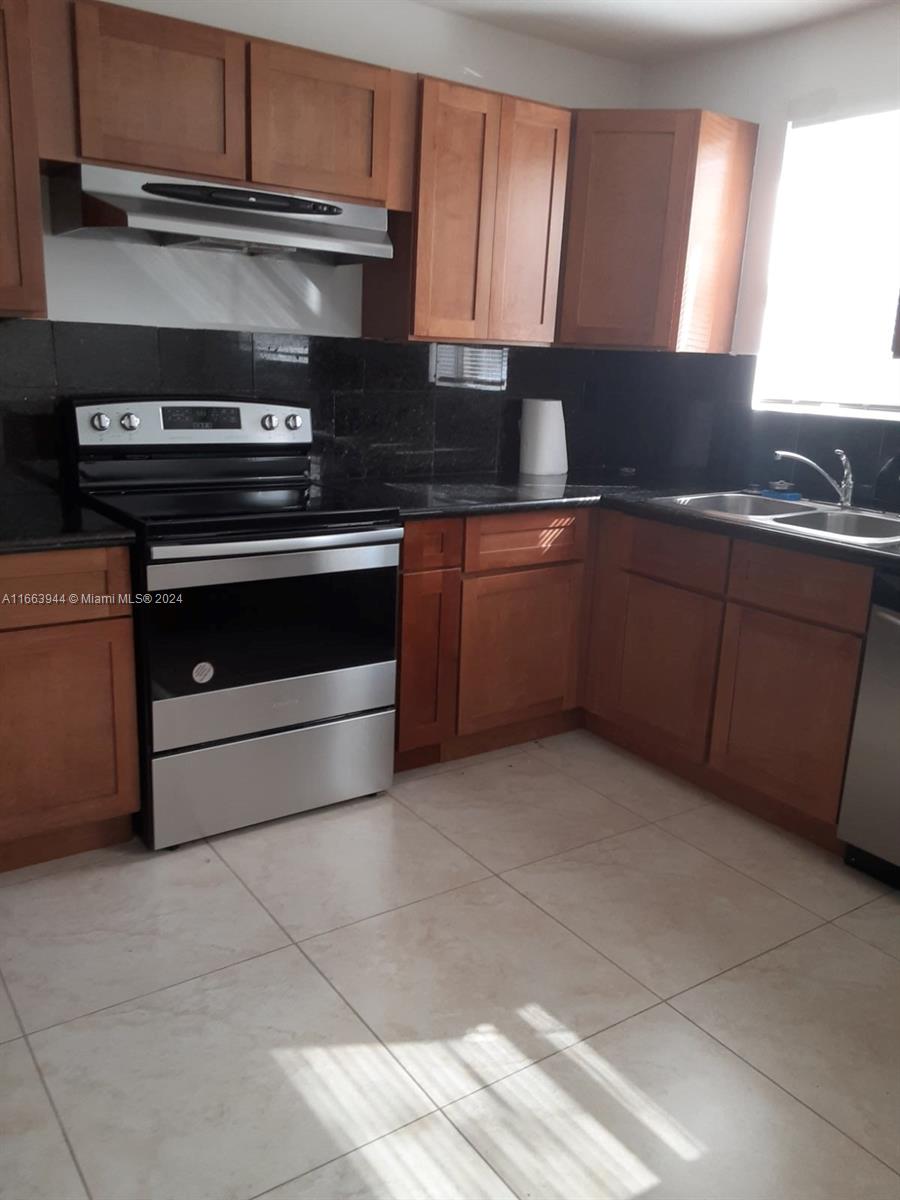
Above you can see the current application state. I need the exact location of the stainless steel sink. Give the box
[774,510,900,542]
[658,490,900,545]
[672,493,815,517]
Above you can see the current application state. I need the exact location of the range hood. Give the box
[49,166,393,264]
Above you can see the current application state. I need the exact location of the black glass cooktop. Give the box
[88,483,399,540]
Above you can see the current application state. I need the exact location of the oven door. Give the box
[142,528,401,753]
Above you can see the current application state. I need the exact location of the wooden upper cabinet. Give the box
[0,0,45,316]
[249,41,390,201]
[74,0,246,179]
[558,109,757,351]
[488,97,570,343]
[413,77,502,340]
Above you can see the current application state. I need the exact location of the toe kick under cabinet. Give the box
[0,546,140,871]
[396,510,588,766]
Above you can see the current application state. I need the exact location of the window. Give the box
[753,108,900,418]
[429,344,508,391]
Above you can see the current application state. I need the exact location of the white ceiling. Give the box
[414,0,890,63]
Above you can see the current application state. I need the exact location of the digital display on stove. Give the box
[162,406,242,430]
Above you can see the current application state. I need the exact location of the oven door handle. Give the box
[147,541,400,590]
[149,526,404,561]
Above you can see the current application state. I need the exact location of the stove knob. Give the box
[261,413,279,431]
[120,412,141,431]
[90,412,111,432]
[285,413,303,431]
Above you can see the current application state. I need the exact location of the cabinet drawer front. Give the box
[465,510,588,572]
[74,0,246,179]
[728,541,873,633]
[0,547,131,630]
[0,616,139,840]
[628,516,729,594]
[250,42,390,200]
[397,568,460,752]
[458,562,583,735]
[710,603,862,823]
[402,519,463,572]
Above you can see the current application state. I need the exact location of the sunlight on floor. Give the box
[270,1001,711,1199]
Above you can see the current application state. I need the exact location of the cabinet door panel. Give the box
[0,0,44,316]
[615,573,722,761]
[397,569,460,752]
[402,519,463,573]
[74,0,246,178]
[250,42,390,200]
[710,604,861,823]
[413,78,501,340]
[0,618,139,841]
[458,563,582,735]
[488,97,570,343]
[558,110,698,348]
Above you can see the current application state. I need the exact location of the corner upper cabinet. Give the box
[412,78,502,340]
[73,0,247,179]
[0,0,45,316]
[558,109,758,351]
[249,41,391,201]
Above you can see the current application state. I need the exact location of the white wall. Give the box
[641,3,900,354]
[45,0,641,332]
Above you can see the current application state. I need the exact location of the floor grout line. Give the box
[662,920,829,1002]
[669,1002,900,1181]
[823,914,900,963]
[0,960,95,1200]
[293,871,494,944]
[5,731,897,1197]
[16,943,293,1038]
[244,1112,446,1200]
[647,818,840,922]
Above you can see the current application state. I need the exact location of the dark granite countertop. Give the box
[6,468,900,571]
[330,475,900,570]
[0,490,135,555]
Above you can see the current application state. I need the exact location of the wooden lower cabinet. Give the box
[397,568,461,753]
[0,616,139,844]
[710,603,862,823]
[588,570,723,762]
[458,562,583,736]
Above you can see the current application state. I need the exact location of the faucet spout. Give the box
[774,449,854,508]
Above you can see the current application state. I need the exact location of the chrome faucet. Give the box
[774,449,854,508]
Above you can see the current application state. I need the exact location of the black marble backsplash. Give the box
[1,318,894,498]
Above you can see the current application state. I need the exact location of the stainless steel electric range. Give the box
[68,396,402,849]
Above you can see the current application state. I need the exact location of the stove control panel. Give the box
[75,400,313,449]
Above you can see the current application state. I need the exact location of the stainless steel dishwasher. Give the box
[839,570,900,885]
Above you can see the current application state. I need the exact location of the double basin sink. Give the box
[660,492,900,545]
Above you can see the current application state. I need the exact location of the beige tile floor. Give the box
[0,728,898,1200]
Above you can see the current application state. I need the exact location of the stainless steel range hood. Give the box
[49,166,393,264]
